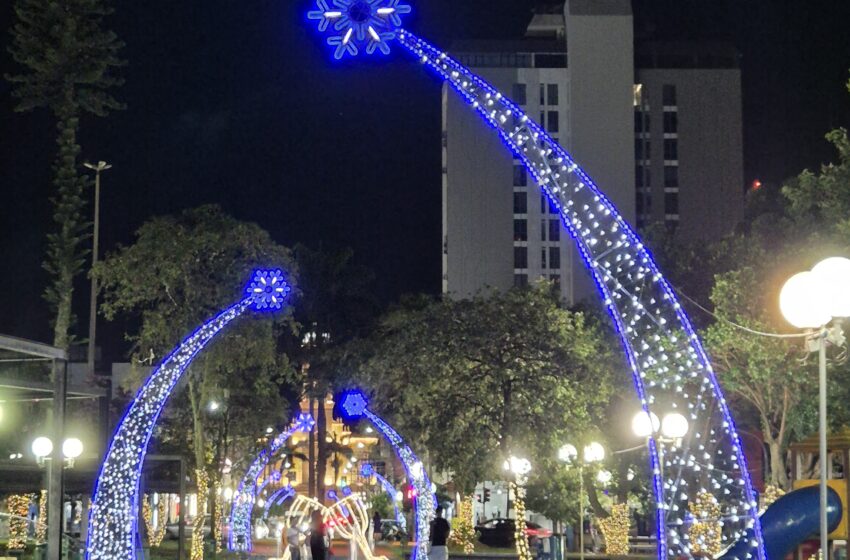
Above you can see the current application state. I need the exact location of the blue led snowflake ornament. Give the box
[308,0,412,59]
[340,389,368,420]
[295,412,316,432]
[246,269,291,312]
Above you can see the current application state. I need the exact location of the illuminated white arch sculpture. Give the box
[229,413,315,552]
[308,4,765,560]
[86,270,291,560]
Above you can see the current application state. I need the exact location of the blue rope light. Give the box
[340,390,435,560]
[307,14,765,560]
[86,270,292,560]
[360,463,406,532]
[263,486,296,520]
[308,0,411,59]
[230,413,315,552]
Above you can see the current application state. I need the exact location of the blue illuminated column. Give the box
[360,463,407,532]
[86,270,291,560]
[340,391,435,560]
[307,7,764,560]
[229,413,315,552]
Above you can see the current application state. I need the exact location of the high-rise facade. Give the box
[442,1,743,304]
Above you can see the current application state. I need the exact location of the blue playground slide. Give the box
[719,486,842,560]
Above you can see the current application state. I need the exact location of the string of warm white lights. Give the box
[142,494,168,548]
[598,503,631,556]
[512,482,533,560]
[340,391,436,560]
[86,270,291,560]
[191,469,209,560]
[36,489,47,543]
[7,494,30,550]
[229,412,315,552]
[449,495,476,555]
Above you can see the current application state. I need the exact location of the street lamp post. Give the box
[780,257,850,560]
[559,442,604,560]
[83,161,111,383]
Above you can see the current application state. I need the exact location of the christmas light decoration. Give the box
[143,494,168,548]
[340,390,436,560]
[449,495,476,554]
[760,486,786,512]
[37,489,47,543]
[688,492,723,557]
[262,486,296,520]
[7,494,30,550]
[86,269,292,560]
[598,504,631,556]
[308,0,411,59]
[512,482,532,560]
[360,463,407,532]
[214,481,224,553]
[307,12,765,560]
[229,413,315,552]
[192,469,209,560]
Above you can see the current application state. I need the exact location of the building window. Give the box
[514,219,528,242]
[633,84,643,107]
[549,219,561,242]
[513,164,527,187]
[541,220,547,241]
[541,248,547,269]
[549,247,561,269]
[514,246,528,269]
[514,274,529,288]
[513,192,528,214]
[540,84,545,106]
[547,84,559,106]
[547,111,559,133]
[664,139,678,161]
[636,192,644,216]
[664,111,678,134]
[634,110,644,133]
[665,191,680,215]
[512,83,527,106]
[663,84,677,106]
[664,166,679,188]
[635,166,651,189]
[635,139,651,161]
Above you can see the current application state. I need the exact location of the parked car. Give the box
[475,518,553,548]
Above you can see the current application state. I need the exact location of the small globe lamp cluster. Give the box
[780,257,850,329]
[632,410,689,441]
[31,436,84,468]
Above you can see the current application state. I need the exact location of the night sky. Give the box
[1,0,849,356]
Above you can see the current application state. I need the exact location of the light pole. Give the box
[504,456,532,560]
[559,442,604,560]
[780,257,850,560]
[83,161,111,382]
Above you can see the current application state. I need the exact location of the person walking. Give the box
[373,510,382,542]
[286,519,302,560]
[310,510,329,560]
[429,507,451,560]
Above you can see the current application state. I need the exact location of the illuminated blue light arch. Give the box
[230,413,315,552]
[86,270,291,560]
[308,8,764,560]
[263,485,297,521]
[361,463,407,533]
[340,391,436,560]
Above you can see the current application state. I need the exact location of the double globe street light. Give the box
[32,436,85,468]
[780,256,850,560]
[558,442,605,560]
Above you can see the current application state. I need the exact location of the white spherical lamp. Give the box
[661,413,690,439]
[632,411,661,438]
[558,443,578,464]
[780,272,831,329]
[812,257,850,318]
[32,436,53,459]
[62,438,84,459]
[583,442,605,463]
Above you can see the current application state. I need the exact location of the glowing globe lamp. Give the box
[63,437,84,459]
[632,411,661,438]
[558,443,578,464]
[812,257,850,318]
[661,413,690,440]
[780,272,831,329]
[32,436,53,458]
[583,442,605,463]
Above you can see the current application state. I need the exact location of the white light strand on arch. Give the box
[86,270,291,560]
[330,28,764,560]
[229,413,315,552]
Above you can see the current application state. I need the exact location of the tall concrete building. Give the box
[442,1,743,304]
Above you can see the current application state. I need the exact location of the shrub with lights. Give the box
[307,4,765,559]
